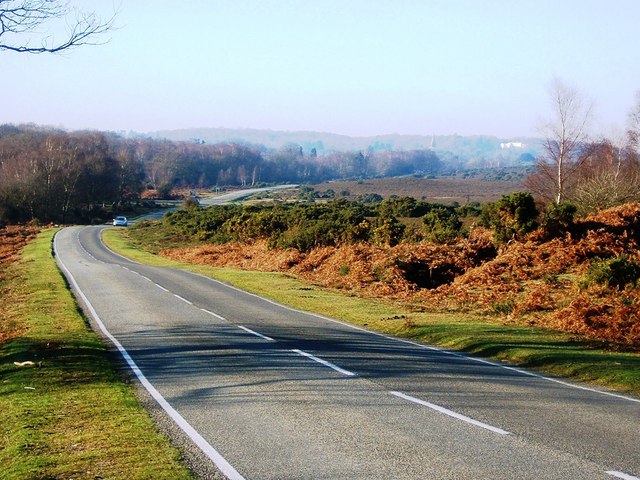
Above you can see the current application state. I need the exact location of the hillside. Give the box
[155,203,640,350]
[149,127,541,165]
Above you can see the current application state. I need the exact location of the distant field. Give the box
[313,176,525,204]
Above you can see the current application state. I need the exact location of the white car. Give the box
[112,216,128,226]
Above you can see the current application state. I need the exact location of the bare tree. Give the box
[538,78,593,204]
[0,0,114,54]
[628,91,640,154]
[572,139,640,213]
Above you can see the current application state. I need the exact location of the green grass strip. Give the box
[103,228,640,397]
[0,229,193,480]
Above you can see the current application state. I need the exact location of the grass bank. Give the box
[0,229,193,480]
[104,228,640,397]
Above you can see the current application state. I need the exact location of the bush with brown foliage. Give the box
[0,226,40,272]
[423,203,640,347]
[0,225,40,344]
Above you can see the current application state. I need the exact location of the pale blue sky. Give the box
[2,0,639,138]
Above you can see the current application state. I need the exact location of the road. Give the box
[139,185,298,221]
[54,224,640,479]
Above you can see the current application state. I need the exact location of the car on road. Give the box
[112,216,128,226]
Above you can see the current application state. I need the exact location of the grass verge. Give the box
[0,229,193,480]
[103,228,640,397]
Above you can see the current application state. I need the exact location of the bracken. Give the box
[162,203,640,349]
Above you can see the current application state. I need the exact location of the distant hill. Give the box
[148,127,542,167]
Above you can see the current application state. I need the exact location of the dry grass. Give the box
[0,225,40,270]
[0,226,40,344]
[314,176,524,203]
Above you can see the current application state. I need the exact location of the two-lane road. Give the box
[54,225,640,479]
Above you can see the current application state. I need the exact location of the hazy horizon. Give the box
[3,1,639,139]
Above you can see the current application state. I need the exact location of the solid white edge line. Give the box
[54,230,246,480]
[607,471,640,480]
[238,325,274,341]
[98,226,143,264]
[155,284,169,292]
[292,349,356,376]
[390,391,511,436]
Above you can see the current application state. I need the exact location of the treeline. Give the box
[6,120,638,226]
[0,124,441,224]
[0,125,144,224]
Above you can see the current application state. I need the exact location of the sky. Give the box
[2,0,639,139]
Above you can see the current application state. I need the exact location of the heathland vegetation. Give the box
[2,87,640,476]
[4,87,640,356]
[130,186,640,351]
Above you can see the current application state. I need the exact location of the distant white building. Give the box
[500,142,526,149]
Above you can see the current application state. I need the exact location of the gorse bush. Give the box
[542,202,577,238]
[585,255,640,290]
[164,200,374,252]
[373,215,405,246]
[164,204,241,241]
[481,192,538,244]
[422,207,462,244]
[158,197,497,251]
[376,196,455,218]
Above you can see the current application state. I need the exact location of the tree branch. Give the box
[0,0,115,54]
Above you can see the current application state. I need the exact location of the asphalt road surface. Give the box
[139,185,298,221]
[54,225,640,480]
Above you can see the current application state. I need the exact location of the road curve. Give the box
[139,185,298,222]
[54,225,640,480]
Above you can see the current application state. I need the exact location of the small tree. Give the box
[527,78,593,204]
[569,138,640,214]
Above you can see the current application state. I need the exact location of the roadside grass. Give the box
[114,219,198,255]
[0,229,193,480]
[103,228,640,397]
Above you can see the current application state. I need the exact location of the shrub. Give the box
[422,207,462,243]
[355,193,383,204]
[542,202,577,238]
[157,183,174,199]
[182,196,199,211]
[584,255,640,290]
[378,196,419,217]
[458,202,482,217]
[482,192,539,244]
[338,265,350,276]
[492,299,515,315]
[373,215,405,246]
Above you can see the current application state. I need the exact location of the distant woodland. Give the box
[1,106,639,226]
[0,124,443,224]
